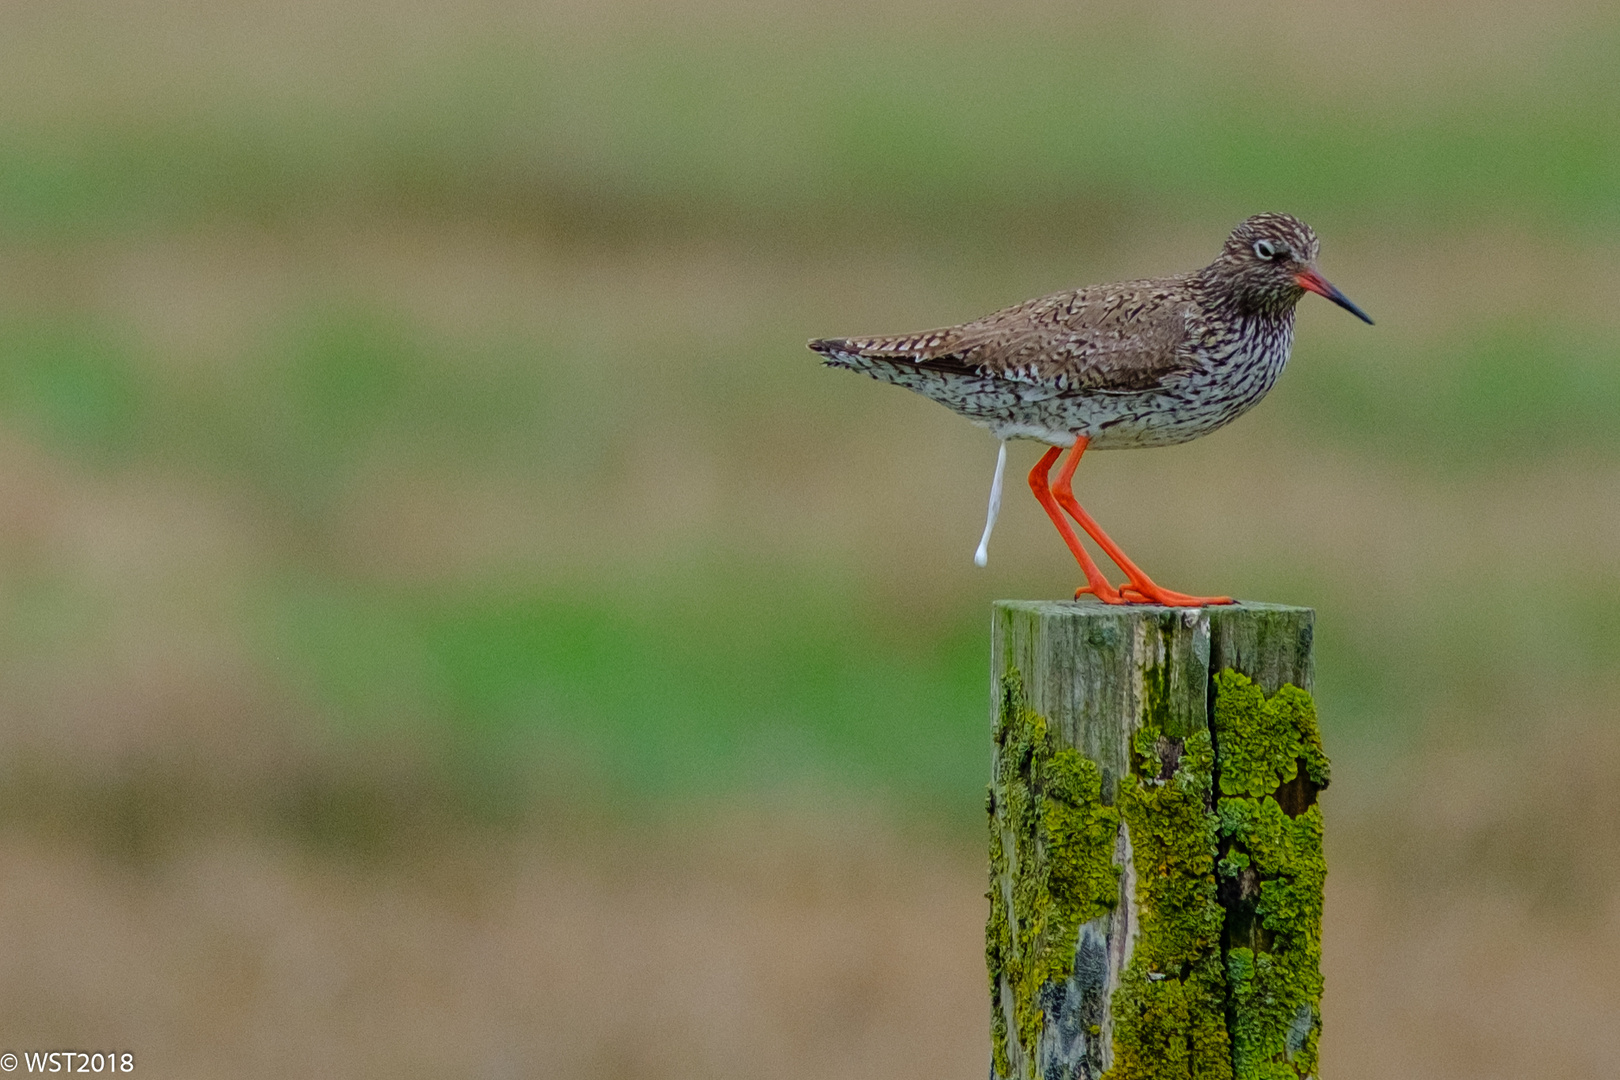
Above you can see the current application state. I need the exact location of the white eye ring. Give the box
[1253,239,1278,260]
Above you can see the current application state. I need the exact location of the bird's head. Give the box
[1210,213,1373,324]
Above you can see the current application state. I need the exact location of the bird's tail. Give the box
[808,336,975,387]
[808,338,863,369]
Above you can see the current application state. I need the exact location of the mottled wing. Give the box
[812,278,1200,394]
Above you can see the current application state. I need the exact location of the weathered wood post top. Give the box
[987,601,1327,1080]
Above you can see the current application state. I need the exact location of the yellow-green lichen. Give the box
[987,672,1122,1078]
[1212,673,1329,799]
[1211,672,1330,1080]
[1103,710,1233,1080]
[987,663,1329,1080]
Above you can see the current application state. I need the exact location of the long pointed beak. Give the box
[1296,268,1374,325]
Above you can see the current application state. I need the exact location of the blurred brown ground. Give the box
[5,741,1620,1080]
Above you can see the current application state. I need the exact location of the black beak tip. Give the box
[1332,294,1375,326]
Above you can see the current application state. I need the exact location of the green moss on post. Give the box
[1213,675,1329,799]
[987,672,1122,1078]
[1211,671,1330,1080]
[1105,727,1232,1080]
[989,602,1325,1080]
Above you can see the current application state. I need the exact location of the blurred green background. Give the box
[0,0,1618,1076]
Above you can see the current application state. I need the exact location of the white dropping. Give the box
[974,440,1008,567]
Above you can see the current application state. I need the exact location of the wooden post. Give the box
[986,601,1327,1080]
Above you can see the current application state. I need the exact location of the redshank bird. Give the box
[810,212,1372,606]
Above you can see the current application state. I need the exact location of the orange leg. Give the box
[1028,447,1123,604]
[1049,437,1233,607]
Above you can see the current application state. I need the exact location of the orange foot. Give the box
[1116,581,1233,607]
[1074,581,1231,607]
[1074,581,1125,604]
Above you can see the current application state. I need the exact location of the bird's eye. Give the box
[1253,239,1278,260]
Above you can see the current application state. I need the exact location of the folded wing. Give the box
[811,280,1200,396]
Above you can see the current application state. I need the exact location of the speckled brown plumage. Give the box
[809,213,1372,606]
[811,213,1371,450]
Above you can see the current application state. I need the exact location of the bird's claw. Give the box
[1078,579,1230,606]
[1074,582,1126,604]
[1119,581,1233,607]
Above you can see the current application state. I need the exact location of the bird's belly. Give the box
[1004,341,1292,449]
[1077,393,1252,449]
[988,393,1238,449]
